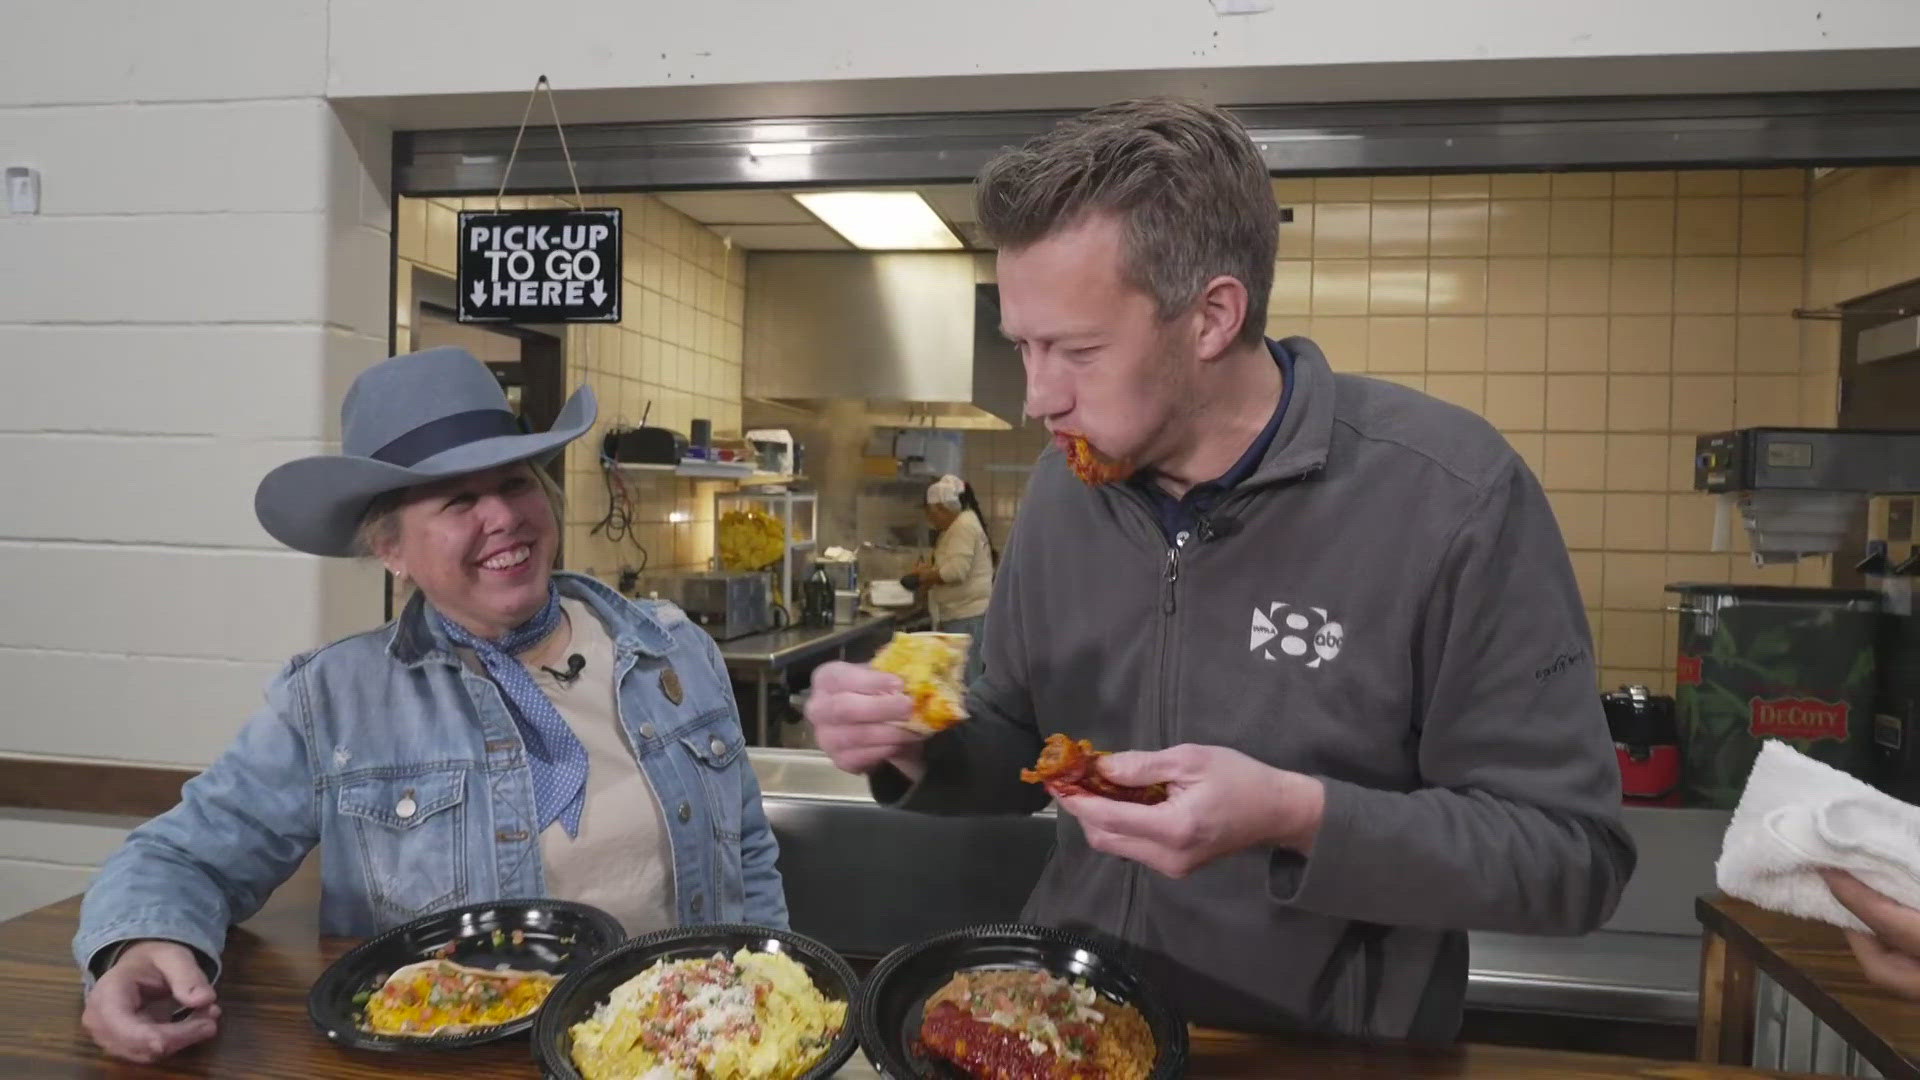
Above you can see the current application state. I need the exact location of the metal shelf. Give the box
[613,461,808,485]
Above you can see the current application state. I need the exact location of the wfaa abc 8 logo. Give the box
[1249,602,1343,669]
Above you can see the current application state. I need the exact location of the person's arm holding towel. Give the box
[1823,869,1920,1001]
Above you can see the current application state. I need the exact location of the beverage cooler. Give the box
[1665,583,1882,809]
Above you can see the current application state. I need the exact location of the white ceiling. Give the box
[656,186,982,251]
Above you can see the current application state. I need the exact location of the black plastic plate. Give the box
[307,898,624,1052]
[531,923,860,1080]
[858,922,1189,1080]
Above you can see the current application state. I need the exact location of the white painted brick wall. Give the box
[0,325,385,441]
[0,435,331,548]
[0,101,335,216]
[0,3,390,879]
[2,2,328,106]
[0,813,136,924]
[327,0,1920,105]
[0,651,283,766]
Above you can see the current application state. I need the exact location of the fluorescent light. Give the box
[668,510,691,524]
[746,141,816,158]
[792,190,963,250]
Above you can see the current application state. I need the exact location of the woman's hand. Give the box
[82,940,221,1063]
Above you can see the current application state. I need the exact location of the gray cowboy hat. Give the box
[255,346,596,557]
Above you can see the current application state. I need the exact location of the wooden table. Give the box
[1699,892,1920,1078]
[0,873,1813,1079]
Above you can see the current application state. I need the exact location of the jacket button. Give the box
[639,723,658,740]
[395,792,417,819]
[690,893,703,914]
[709,736,727,758]
[677,801,692,823]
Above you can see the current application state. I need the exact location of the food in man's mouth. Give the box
[870,631,973,733]
[566,949,845,1080]
[1062,434,1135,486]
[1021,734,1169,805]
[916,968,1155,1080]
[358,958,558,1037]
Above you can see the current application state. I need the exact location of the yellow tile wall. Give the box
[1804,167,1920,424]
[394,194,747,585]
[1266,169,1828,694]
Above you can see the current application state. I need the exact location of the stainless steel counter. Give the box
[718,613,902,673]
[748,748,1718,1027]
[718,614,909,745]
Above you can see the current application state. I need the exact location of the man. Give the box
[807,98,1635,1041]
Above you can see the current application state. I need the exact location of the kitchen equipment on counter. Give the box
[1693,427,1920,565]
[815,559,858,593]
[832,590,861,625]
[601,425,687,467]
[715,488,817,614]
[1668,582,1881,808]
[1602,685,1682,807]
[892,427,964,479]
[1873,607,1920,803]
[744,428,796,475]
[866,579,915,609]
[798,564,836,629]
[678,571,774,641]
[716,506,786,573]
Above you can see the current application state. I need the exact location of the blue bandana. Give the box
[432,585,587,837]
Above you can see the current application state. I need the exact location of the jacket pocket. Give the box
[1313,921,1385,1037]
[678,713,745,843]
[678,713,746,919]
[337,767,469,923]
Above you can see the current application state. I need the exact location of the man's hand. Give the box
[1823,869,1920,1001]
[82,940,220,1063]
[804,661,930,780]
[1053,744,1325,879]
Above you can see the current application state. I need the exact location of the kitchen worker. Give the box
[75,347,786,1064]
[905,473,996,684]
[806,97,1636,1040]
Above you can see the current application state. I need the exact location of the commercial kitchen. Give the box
[9,59,1920,1079]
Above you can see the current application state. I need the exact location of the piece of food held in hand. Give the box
[359,957,559,1037]
[917,969,1155,1080]
[1061,434,1135,486]
[870,631,973,733]
[1022,734,1169,805]
[567,949,845,1080]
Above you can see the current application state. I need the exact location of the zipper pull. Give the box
[1163,547,1180,614]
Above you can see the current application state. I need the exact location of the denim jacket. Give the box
[74,572,786,978]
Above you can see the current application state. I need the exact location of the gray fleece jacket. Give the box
[873,337,1636,1041]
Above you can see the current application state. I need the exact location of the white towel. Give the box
[1715,740,1920,934]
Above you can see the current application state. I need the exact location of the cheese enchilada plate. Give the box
[858,923,1188,1080]
[307,898,624,1052]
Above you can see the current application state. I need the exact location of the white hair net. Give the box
[926,474,965,510]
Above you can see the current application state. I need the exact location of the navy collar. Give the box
[1128,339,1294,540]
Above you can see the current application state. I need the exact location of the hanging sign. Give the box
[457,207,622,323]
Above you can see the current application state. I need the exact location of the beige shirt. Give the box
[930,508,993,623]
[461,597,677,936]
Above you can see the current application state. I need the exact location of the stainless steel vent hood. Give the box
[743,252,1023,430]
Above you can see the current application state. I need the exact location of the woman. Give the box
[74,346,785,1064]
[907,474,996,686]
